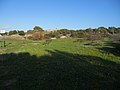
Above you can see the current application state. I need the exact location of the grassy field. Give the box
[0,38,120,90]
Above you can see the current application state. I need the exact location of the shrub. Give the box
[32,32,44,40]
[27,36,33,40]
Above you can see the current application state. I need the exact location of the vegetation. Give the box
[0,26,120,89]
[18,30,25,36]
[8,30,25,36]
[0,38,120,90]
[9,30,18,35]
[7,26,120,39]
[32,32,44,40]
[43,27,120,39]
[33,26,44,32]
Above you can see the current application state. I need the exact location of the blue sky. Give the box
[0,0,120,31]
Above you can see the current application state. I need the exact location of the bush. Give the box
[18,31,25,36]
[9,30,17,35]
[32,32,44,40]
[111,34,120,43]
[27,36,33,40]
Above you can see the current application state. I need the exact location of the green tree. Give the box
[18,30,25,36]
[97,27,108,34]
[108,27,117,35]
[9,30,18,35]
[27,30,34,34]
[33,26,44,32]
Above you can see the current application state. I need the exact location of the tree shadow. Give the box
[0,50,120,90]
[97,42,120,56]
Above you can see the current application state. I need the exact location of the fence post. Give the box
[3,40,5,47]
[0,30,6,47]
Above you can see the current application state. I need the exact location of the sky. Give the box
[0,0,120,31]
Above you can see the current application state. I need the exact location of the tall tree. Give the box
[33,26,44,32]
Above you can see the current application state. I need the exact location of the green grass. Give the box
[0,38,120,90]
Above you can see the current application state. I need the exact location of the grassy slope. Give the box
[0,38,120,90]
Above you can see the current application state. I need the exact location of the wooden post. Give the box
[3,40,5,47]
[0,30,6,47]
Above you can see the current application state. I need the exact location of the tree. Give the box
[27,30,34,34]
[33,26,44,32]
[59,29,70,36]
[9,30,17,35]
[18,30,25,36]
[108,27,117,35]
[97,27,108,34]
[77,30,86,38]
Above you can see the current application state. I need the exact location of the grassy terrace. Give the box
[0,38,120,90]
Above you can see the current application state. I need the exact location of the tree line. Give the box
[4,26,120,41]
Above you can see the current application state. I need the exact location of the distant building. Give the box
[0,30,5,34]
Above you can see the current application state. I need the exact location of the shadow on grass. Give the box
[97,42,120,56]
[0,50,120,90]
